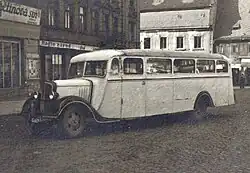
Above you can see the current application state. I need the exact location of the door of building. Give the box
[45,54,64,81]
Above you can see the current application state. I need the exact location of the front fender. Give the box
[20,97,33,116]
[58,96,96,116]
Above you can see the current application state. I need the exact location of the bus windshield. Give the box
[68,61,107,79]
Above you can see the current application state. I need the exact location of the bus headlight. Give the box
[49,92,59,100]
[49,94,54,100]
[31,92,40,99]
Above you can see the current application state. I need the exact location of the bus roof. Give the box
[70,49,228,63]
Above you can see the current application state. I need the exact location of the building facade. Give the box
[0,0,41,100]
[0,0,140,100]
[39,0,140,82]
[140,0,217,53]
[214,0,250,86]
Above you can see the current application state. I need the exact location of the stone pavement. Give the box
[0,100,25,116]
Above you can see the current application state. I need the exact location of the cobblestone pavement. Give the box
[0,89,250,173]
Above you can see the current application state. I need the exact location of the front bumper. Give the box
[24,97,60,124]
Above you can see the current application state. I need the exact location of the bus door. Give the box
[145,57,174,116]
[121,56,146,118]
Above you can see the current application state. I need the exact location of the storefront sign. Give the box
[0,0,41,25]
[39,40,99,51]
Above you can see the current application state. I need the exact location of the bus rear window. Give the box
[216,60,228,73]
[197,60,215,73]
[174,59,195,73]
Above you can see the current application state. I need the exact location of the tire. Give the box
[192,96,210,121]
[57,105,86,139]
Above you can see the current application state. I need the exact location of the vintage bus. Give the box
[21,49,235,138]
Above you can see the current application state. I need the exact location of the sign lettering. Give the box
[0,0,41,25]
[39,40,99,51]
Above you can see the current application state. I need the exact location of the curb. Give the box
[0,100,25,116]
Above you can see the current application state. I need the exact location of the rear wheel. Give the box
[192,96,210,120]
[57,105,86,139]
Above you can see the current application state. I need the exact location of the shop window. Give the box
[147,58,172,74]
[0,41,21,88]
[176,37,184,49]
[174,59,195,73]
[194,36,202,49]
[197,60,215,73]
[123,58,143,75]
[160,37,167,49]
[144,38,150,49]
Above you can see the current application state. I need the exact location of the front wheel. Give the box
[57,106,86,139]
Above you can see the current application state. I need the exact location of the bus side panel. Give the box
[173,76,217,113]
[215,76,230,106]
[98,80,122,119]
[145,77,174,116]
[195,77,217,106]
[173,77,198,112]
[228,76,235,105]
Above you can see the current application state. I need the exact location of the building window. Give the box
[48,8,55,26]
[104,14,110,36]
[129,0,135,7]
[129,22,135,42]
[113,16,118,35]
[64,6,70,29]
[176,37,184,49]
[232,44,239,53]
[0,41,21,88]
[160,37,167,49]
[194,36,202,48]
[79,7,86,32]
[92,10,99,34]
[144,38,150,49]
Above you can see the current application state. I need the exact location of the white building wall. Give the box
[140,30,212,53]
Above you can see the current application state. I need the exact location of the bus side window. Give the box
[147,58,172,74]
[197,60,215,73]
[216,60,228,73]
[123,58,144,75]
[111,58,120,75]
[174,59,195,73]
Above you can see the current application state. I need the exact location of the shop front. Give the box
[239,57,250,86]
[0,1,41,100]
[39,40,99,82]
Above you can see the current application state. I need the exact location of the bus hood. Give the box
[54,78,91,87]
